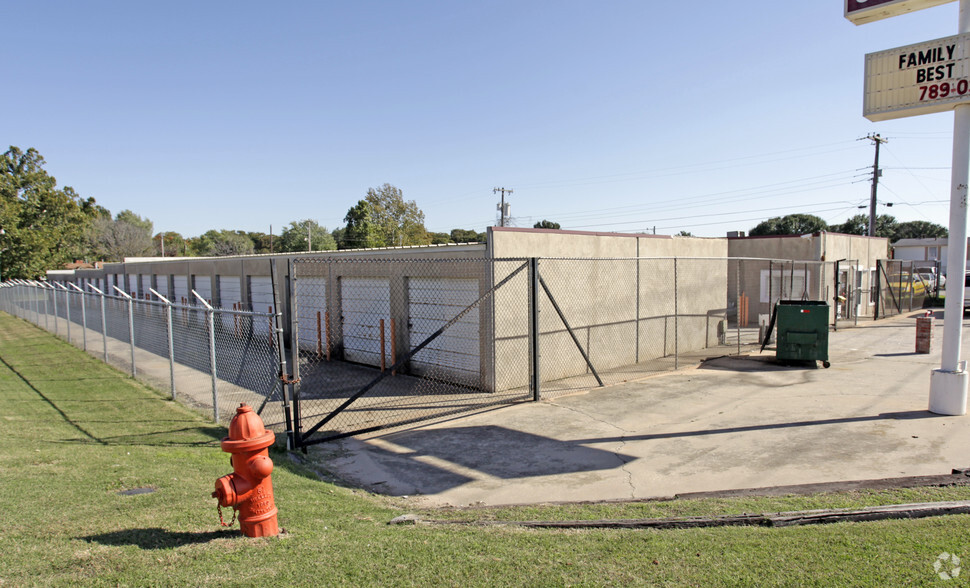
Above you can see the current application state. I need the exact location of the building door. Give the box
[340,277,390,367]
[408,277,480,385]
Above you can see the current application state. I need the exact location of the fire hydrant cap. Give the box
[221,403,274,453]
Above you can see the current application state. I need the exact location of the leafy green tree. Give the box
[246,231,274,254]
[278,220,336,252]
[340,200,381,249]
[749,214,828,236]
[533,220,561,229]
[86,210,155,261]
[449,228,483,243]
[190,230,255,257]
[429,232,451,244]
[116,209,153,234]
[676,230,693,237]
[1,147,96,278]
[893,220,947,240]
[365,184,430,247]
[154,231,186,257]
[331,227,346,249]
[830,214,898,239]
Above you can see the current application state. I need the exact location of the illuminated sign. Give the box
[864,33,970,121]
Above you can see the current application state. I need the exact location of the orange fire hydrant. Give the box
[212,403,279,537]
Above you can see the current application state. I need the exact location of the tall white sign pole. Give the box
[930,0,970,415]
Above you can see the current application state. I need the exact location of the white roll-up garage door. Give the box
[218,275,243,330]
[173,276,189,304]
[218,276,242,309]
[408,278,480,384]
[192,275,213,305]
[249,276,275,313]
[296,277,328,353]
[139,275,151,299]
[341,277,390,366]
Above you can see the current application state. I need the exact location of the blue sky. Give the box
[2,1,965,238]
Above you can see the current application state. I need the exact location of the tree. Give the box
[449,228,483,243]
[246,231,274,254]
[893,220,947,240]
[153,232,186,257]
[116,209,153,234]
[190,230,255,257]
[278,220,336,252]
[0,147,99,278]
[365,184,431,247]
[86,211,156,261]
[340,200,381,249]
[676,230,693,237]
[830,214,898,239]
[429,232,451,245]
[534,220,561,230]
[749,214,828,236]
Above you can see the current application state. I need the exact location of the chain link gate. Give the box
[288,257,536,447]
[875,259,929,319]
[286,256,820,447]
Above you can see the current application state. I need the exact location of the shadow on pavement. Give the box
[572,411,946,445]
[378,425,636,481]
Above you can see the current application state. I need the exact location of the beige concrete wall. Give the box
[488,227,728,259]
[487,229,730,390]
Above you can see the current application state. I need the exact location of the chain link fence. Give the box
[875,259,931,319]
[286,256,884,447]
[289,258,531,446]
[1,255,899,447]
[0,281,283,428]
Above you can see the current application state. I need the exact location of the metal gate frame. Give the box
[287,258,604,449]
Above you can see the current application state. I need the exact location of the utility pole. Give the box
[494,187,513,227]
[269,225,274,254]
[306,221,311,252]
[865,133,888,237]
[159,233,165,257]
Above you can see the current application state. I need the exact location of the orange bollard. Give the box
[212,404,279,538]
[380,319,386,372]
[316,311,323,359]
[325,311,331,361]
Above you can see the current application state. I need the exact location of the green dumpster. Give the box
[770,300,830,368]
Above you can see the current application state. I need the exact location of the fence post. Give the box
[908,262,915,311]
[40,284,49,331]
[874,261,882,320]
[736,259,741,355]
[193,290,219,423]
[674,258,679,370]
[113,286,136,377]
[58,283,72,344]
[528,258,541,401]
[283,258,298,450]
[69,283,87,352]
[50,283,59,336]
[87,284,108,362]
[150,288,176,400]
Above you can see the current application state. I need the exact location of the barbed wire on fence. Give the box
[0,255,919,447]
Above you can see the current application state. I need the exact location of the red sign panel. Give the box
[845,0,955,25]
[847,0,902,11]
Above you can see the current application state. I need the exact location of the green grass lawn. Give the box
[1,311,968,587]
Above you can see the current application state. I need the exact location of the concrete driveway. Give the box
[309,310,970,507]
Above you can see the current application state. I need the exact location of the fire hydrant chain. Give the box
[217,503,237,527]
